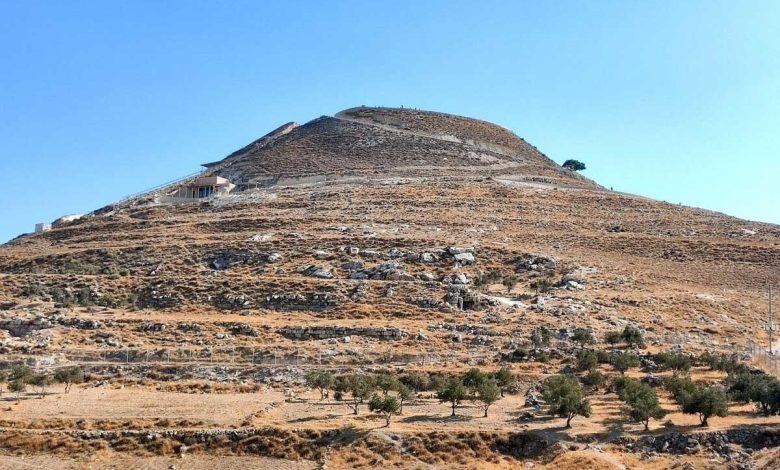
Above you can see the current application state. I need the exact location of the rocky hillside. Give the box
[1,106,779,469]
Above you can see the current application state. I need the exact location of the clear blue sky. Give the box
[1,1,778,242]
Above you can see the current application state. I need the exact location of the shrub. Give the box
[653,352,692,373]
[530,277,555,294]
[580,369,606,390]
[621,326,644,347]
[665,375,697,403]
[502,276,519,294]
[576,351,598,372]
[611,352,640,374]
[541,374,592,428]
[571,328,595,347]
[437,377,467,417]
[604,330,622,346]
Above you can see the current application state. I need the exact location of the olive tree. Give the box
[541,374,592,428]
[368,395,400,427]
[437,377,467,417]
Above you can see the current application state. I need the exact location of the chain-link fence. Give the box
[746,340,780,376]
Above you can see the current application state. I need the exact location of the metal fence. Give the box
[746,340,780,376]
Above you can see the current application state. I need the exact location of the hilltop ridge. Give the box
[203,106,599,190]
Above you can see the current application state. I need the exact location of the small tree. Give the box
[653,352,692,374]
[475,379,501,417]
[562,159,586,171]
[396,382,413,414]
[665,375,697,404]
[401,371,431,393]
[618,379,666,431]
[28,373,53,398]
[462,368,487,391]
[604,330,622,347]
[502,276,518,294]
[493,367,515,397]
[681,386,729,426]
[8,380,26,399]
[571,328,595,347]
[375,373,401,397]
[54,366,84,393]
[541,374,592,428]
[621,326,644,347]
[580,369,606,391]
[368,394,400,427]
[576,351,598,372]
[343,374,376,415]
[437,377,467,417]
[9,364,32,383]
[611,352,640,375]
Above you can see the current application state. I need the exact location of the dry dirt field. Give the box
[1,107,778,468]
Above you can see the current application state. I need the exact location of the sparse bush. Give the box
[541,374,592,428]
[8,380,26,398]
[530,277,555,294]
[400,371,432,392]
[28,373,53,398]
[502,276,518,294]
[473,269,502,288]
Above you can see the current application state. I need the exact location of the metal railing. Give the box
[117,169,207,205]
